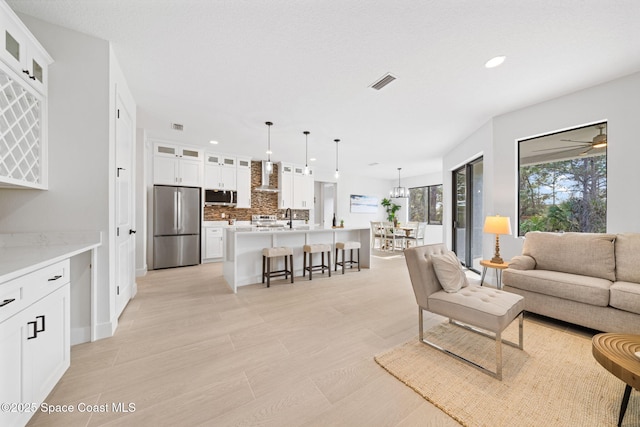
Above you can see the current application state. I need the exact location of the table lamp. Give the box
[483,215,512,264]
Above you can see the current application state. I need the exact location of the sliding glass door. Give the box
[452,157,483,272]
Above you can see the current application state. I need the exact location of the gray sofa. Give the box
[502,232,640,334]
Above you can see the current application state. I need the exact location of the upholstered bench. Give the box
[262,247,294,287]
[303,244,332,280]
[405,244,524,380]
[335,241,361,274]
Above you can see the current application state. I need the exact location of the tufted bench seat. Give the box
[405,244,525,380]
[428,286,524,333]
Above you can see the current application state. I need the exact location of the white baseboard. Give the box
[71,326,91,345]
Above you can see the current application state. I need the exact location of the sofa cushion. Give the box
[610,281,640,315]
[523,232,616,281]
[502,268,611,307]
[615,233,640,284]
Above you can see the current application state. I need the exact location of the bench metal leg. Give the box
[418,308,524,380]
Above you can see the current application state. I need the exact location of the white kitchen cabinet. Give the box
[153,143,203,187]
[236,157,251,208]
[204,153,236,190]
[292,166,314,209]
[0,259,70,427]
[0,2,52,95]
[278,163,294,209]
[204,227,224,259]
[0,3,53,190]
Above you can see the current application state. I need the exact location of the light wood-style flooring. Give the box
[28,252,460,427]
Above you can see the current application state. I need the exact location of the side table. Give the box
[479,259,509,289]
[592,333,640,426]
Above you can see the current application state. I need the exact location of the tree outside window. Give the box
[518,122,607,236]
[409,184,442,224]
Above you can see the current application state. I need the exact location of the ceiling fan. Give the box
[533,125,607,155]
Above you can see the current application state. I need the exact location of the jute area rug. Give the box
[375,316,639,427]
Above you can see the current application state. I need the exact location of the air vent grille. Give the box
[171,123,184,131]
[370,73,397,90]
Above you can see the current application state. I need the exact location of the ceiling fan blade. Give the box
[560,139,592,144]
[532,144,587,153]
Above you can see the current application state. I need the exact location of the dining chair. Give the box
[401,221,419,249]
[382,221,396,251]
[370,221,384,249]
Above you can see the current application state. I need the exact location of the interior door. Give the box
[114,93,135,317]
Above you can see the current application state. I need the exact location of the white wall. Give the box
[314,166,390,228]
[0,14,136,341]
[443,71,640,263]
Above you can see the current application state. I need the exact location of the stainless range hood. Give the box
[254,161,279,193]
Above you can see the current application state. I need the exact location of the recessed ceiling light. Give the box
[209,140,219,144]
[485,56,506,68]
[310,157,316,162]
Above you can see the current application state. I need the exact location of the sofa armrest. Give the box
[508,255,536,270]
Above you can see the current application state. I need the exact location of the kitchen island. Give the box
[223,226,371,292]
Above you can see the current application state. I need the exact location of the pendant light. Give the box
[334,139,340,179]
[264,121,273,173]
[391,167,407,198]
[303,131,310,175]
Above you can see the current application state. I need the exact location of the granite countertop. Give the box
[0,231,102,283]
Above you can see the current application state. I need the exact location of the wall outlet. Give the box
[221,213,226,218]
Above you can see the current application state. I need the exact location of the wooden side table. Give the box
[592,333,640,427]
[479,259,509,289]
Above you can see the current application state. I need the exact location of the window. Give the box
[409,184,442,224]
[428,185,443,225]
[518,122,607,236]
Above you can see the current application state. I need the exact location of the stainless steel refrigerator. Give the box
[153,185,201,269]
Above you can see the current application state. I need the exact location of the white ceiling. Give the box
[7,0,640,180]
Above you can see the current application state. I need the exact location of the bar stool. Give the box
[335,241,361,274]
[262,247,294,287]
[303,244,332,280]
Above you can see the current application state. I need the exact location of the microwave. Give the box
[204,189,237,206]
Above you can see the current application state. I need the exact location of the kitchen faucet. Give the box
[285,208,292,228]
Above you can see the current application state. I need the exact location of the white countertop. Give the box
[230,226,368,234]
[0,232,102,283]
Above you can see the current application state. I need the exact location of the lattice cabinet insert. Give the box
[1,2,52,189]
[0,65,43,187]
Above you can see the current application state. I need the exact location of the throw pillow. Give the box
[431,251,469,293]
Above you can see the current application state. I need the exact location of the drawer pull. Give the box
[27,321,37,339]
[48,275,63,281]
[26,316,46,339]
[36,315,46,333]
[0,298,16,307]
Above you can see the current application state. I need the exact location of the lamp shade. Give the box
[483,215,512,235]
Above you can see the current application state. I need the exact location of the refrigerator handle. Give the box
[176,190,182,231]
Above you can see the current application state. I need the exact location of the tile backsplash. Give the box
[203,161,310,222]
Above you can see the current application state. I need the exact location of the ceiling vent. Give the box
[171,123,184,131]
[370,73,397,90]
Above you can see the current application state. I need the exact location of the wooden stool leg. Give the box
[328,251,331,277]
[321,252,325,274]
[342,249,346,274]
[303,252,307,277]
[266,257,271,288]
[284,255,289,280]
[335,248,338,272]
[357,248,360,271]
[290,254,294,283]
[309,253,312,280]
[262,255,266,284]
